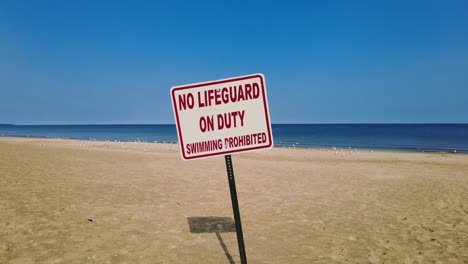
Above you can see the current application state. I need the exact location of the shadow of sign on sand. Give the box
[187,217,236,264]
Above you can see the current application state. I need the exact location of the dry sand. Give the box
[1,137,467,264]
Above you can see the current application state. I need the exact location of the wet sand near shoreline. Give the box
[1,137,467,263]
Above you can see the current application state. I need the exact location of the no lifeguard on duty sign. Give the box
[171,74,273,160]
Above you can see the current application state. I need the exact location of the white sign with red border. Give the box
[171,74,273,160]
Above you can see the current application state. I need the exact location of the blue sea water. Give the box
[0,124,467,153]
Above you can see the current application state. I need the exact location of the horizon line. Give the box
[1,122,467,126]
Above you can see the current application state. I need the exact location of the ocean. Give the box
[0,124,467,153]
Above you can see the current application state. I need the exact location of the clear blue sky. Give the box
[1,0,467,124]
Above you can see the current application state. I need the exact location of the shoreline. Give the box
[1,136,467,263]
[1,135,466,155]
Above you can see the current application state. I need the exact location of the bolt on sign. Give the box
[171,74,273,160]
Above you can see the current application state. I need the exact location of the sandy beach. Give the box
[0,137,467,264]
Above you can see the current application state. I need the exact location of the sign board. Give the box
[171,74,273,160]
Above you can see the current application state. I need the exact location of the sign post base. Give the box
[225,155,247,264]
